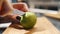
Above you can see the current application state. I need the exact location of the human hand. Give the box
[0,0,29,16]
[12,3,29,12]
[0,0,13,16]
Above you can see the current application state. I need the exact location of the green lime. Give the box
[20,12,37,29]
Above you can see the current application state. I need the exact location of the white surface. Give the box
[0,23,11,28]
[29,8,58,14]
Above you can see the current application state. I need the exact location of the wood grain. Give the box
[44,13,60,20]
[3,17,60,34]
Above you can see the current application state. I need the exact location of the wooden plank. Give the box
[3,17,60,34]
[44,13,60,20]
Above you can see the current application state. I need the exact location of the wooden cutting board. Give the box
[3,17,60,34]
[44,13,60,20]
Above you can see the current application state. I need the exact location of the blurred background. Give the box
[0,0,60,34]
[11,0,60,11]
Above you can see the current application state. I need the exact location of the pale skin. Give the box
[0,0,28,16]
[0,0,28,23]
[0,0,13,16]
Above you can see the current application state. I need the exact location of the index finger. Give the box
[12,3,29,12]
[0,0,4,11]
